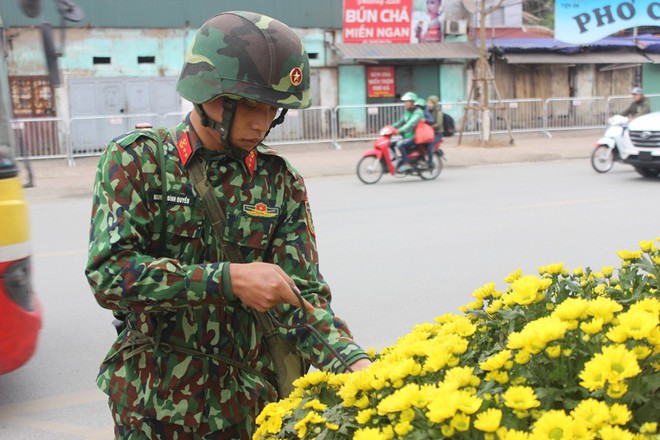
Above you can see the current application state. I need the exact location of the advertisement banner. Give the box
[367,66,396,97]
[555,0,660,44]
[343,0,413,43]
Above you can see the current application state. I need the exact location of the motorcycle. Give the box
[590,114,628,173]
[356,125,444,184]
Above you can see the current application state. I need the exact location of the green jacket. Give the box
[392,107,425,139]
[621,97,650,119]
[86,115,368,433]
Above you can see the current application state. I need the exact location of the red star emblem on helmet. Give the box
[290,67,303,87]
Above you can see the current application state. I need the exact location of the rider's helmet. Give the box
[414,98,427,108]
[631,87,644,95]
[401,91,418,102]
[176,11,311,158]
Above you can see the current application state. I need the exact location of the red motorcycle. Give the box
[356,125,444,184]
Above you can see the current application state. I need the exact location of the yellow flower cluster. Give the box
[253,238,660,439]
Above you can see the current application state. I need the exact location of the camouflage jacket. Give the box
[85,115,369,432]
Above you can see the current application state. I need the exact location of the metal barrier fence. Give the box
[11,94,660,164]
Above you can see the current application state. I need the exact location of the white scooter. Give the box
[590,115,628,173]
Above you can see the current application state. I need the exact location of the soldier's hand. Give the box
[229,262,315,313]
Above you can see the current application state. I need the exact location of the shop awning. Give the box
[333,42,480,61]
[503,52,652,64]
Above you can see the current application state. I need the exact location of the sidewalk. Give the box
[19,129,599,202]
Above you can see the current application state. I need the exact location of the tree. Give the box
[459,0,513,145]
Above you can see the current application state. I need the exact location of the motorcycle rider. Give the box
[392,91,425,172]
[426,95,445,168]
[620,87,650,120]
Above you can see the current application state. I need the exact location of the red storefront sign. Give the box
[366,66,395,98]
[343,0,413,44]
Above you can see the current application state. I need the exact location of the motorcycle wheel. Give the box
[590,145,614,173]
[633,167,660,178]
[357,155,385,184]
[418,152,443,180]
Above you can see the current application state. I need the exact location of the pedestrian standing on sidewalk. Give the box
[85,11,371,439]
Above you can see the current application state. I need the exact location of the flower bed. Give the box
[254,240,660,439]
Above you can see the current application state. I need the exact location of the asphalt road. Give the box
[1,158,658,439]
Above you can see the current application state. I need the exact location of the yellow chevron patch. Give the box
[243,202,279,219]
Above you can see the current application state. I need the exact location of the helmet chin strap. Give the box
[195,99,250,161]
[195,99,289,161]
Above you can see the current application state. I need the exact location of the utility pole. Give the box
[458,0,513,146]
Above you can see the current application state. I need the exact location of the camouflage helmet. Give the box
[177,11,311,109]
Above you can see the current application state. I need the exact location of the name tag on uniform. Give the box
[151,192,193,206]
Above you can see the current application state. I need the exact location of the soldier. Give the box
[85,11,371,439]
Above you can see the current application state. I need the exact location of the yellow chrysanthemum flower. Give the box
[616,249,642,261]
[552,297,590,321]
[514,350,531,365]
[504,269,523,283]
[480,350,512,372]
[451,412,471,432]
[502,275,551,306]
[485,370,509,384]
[303,399,327,411]
[580,345,641,393]
[580,318,604,335]
[570,398,609,430]
[587,297,623,323]
[502,386,540,410]
[608,403,632,425]
[630,345,652,360]
[539,262,564,276]
[532,410,579,439]
[356,408,376,425]
[630,297,660,316]
[498,427,530,439]
[606,309,659,342]
[474,408,502,432]
[606,380,628,399]
[639,240,654,252]
[354,427,394,440]
[444,366,479,388]
[393,420,413,436]
[293,370,330,389]
[507,316,569,354]
[294,411,326,438]
[598,425,634,440]
[545,345,561,358]
[472,282,497,299]
[486,299,504,314]
[377,383,429,415]
[639,422,658,434]
[601,265,614,277]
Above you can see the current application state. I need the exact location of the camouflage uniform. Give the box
[86,11,369,439]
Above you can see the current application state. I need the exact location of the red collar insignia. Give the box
[176,132,192,166]
[245,150,257,176]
